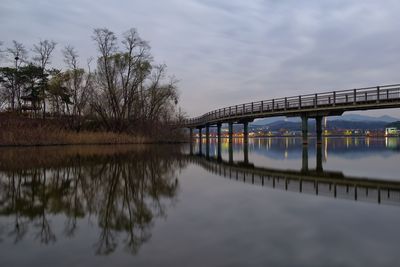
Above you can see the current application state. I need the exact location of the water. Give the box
[1,138,400,266]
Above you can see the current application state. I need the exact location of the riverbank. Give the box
[0,113,183,146]
[1,130,149,146]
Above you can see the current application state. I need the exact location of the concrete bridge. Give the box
[187,151,400,206]
[184,84,400,144]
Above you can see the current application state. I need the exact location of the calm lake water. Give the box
[1,137,400,266]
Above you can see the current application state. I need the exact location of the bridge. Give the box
[183,84,400,144]
[186,152,400,207]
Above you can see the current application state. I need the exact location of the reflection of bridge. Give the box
[187,149,400,206]
[191,137,321,172]
[183,84,400,144]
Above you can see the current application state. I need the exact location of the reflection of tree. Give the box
[94,152,180,255]
[0,146,184,254]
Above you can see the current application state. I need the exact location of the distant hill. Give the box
[386,121,400,128]
[325,120,387,130]
[252,114,398,126]
[252,120,388,131]
[255,121,300,131]
[329,114,398,122]
[252,117,299,125]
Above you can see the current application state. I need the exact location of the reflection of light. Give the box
[385,137,398,148]
[284,150,288,159]
[324,137,328,161]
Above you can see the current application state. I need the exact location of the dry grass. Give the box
[0,113,149,146]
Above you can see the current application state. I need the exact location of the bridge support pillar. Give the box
[217,123,222,143]
[316,143,323,172]
[189,128,194,155]
[301,145,309,172]
[206,141,210,159]
[244,142,249,164]
[316,116,323,144]
[217,123,222,161]
[205,125,210,144]
[243,121,249,144]
[198,127,202,154]
[229,142,233,163]
[217,141,222,161]
[189,128,193,142]
[198,127,202,140]
[228,122,233,143]
[301,116,308,145]
[205,125,210,159]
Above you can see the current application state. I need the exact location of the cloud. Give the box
[1,0,400,117]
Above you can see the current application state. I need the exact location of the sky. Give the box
[1,0,400,118]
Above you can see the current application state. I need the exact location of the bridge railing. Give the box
[185,84,400,126]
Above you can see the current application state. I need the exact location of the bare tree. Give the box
[91,28,119,128]
[62,45,93,130]
[63,45,78,69]
[4,41,28,110]
[7,40,28,66]
[146,64,178,122]
[0,28,182,136]
[32,40,56,69]
[120,28,151,120]
[91,28,178,133]
[32,40,57,118]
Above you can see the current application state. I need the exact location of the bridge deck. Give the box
[184,84,400,128]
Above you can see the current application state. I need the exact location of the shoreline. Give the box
[193,135,399,139]
[1,135,396,148]
[0,113,186,147]
[0,140,188,148]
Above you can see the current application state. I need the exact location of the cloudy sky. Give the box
[1,0,400,117]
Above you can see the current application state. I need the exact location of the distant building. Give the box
[385,127,399,136]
